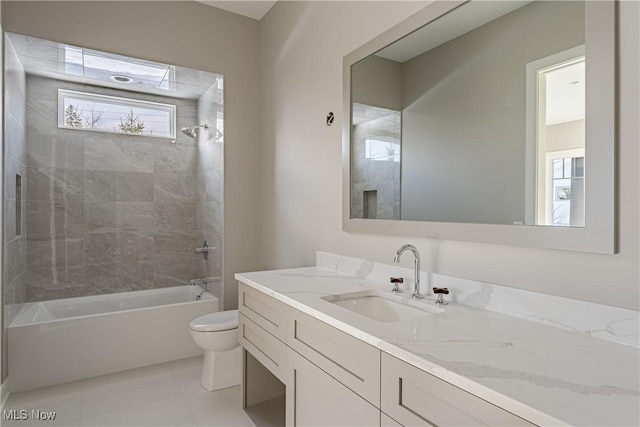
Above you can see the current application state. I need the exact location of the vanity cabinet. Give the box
[238,282,288,421]
[286,348,379,426]
[238,281,537,427]
[380,353,535,427]
[239,313,287,382]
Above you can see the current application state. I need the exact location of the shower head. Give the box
[181,124,209,139]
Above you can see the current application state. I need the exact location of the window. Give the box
[546,150,585,227]
[63,46,175,90]
[58,89,176,138]
[365,138,400,162]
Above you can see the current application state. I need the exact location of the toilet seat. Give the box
[189,310,238,332]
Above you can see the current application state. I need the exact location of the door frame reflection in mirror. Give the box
[525,45,586,227]
[342,0,616,254]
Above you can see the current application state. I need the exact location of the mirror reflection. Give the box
[350,0,586,227]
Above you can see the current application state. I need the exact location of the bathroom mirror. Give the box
[342,0,615,253]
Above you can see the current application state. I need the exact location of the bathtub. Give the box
[8,285,218,392]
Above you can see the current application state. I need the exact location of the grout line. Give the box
[79,375,183,421]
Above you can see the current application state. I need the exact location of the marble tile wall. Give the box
[3,37,27,382]
[24,75,222,302]
[351,108,401,220]
[195,80,224,301]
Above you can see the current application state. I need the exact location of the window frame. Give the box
[57,89,177,139]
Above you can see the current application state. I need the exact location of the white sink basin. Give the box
[322,290,443,322]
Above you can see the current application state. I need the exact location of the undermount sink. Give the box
[322,290,443,322]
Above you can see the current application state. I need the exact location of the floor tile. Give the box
[4,357,251,427]
[193,406,254,427]
[80,375,182,418]
[3,398,81,427]
[81,362,174,397]
[80,395,191,426]
[172,362,204,395]
[154,414,199,426]
[186,385,241,416]
[5,380,82,408]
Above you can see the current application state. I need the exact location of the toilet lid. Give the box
[189,310,238,332]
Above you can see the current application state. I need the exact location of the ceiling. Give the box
[377,1,531,63]
[196,0,277,20]
[7,33,221,99]
[546,60,585,126]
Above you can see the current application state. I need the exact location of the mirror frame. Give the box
[342,0,616,254]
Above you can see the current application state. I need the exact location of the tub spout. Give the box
[189,277,208,286]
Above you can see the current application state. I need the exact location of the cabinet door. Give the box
[286,348,379,427]
[381,353,535,427]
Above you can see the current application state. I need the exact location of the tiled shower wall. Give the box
[3,38,27,381]
[24,75,223,302]
[351,110,401,220]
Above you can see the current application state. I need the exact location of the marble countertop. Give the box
[236,266,639,427]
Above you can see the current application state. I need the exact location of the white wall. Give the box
[258,1,639,310]
[400,1,583,224]
[352,55,403,110]
[2,1,262,310]
[546,120,585,153]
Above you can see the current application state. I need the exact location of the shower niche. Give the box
[2,32,226,377]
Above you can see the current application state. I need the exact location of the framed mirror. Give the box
[342,0,616,253]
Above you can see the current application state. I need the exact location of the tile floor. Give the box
[1,356,254,427]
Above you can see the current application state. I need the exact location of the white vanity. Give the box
[236,253,639,426]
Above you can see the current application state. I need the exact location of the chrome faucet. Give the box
[188,277,208,286]
[189,277,208,300]
[394,244,423,299]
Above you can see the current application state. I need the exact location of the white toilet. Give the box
[189,309,241,391]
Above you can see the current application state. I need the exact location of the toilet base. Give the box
[200,345,241,391]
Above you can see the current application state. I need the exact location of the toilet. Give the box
[189,309,241,391]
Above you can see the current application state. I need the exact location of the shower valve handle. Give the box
[195,241,209,260]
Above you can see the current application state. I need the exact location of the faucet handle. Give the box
[433,287,449,306]
[390,277,403,294]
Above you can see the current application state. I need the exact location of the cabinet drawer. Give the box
[287,308,381,406]
[238,282,286,342]
[239,313,286,382]
[286,348,379,427]
[381,353,535,426]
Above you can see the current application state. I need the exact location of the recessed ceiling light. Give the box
[570,80,580,85]
[110,75,133,83]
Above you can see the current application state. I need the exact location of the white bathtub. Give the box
[9,286,218,392]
